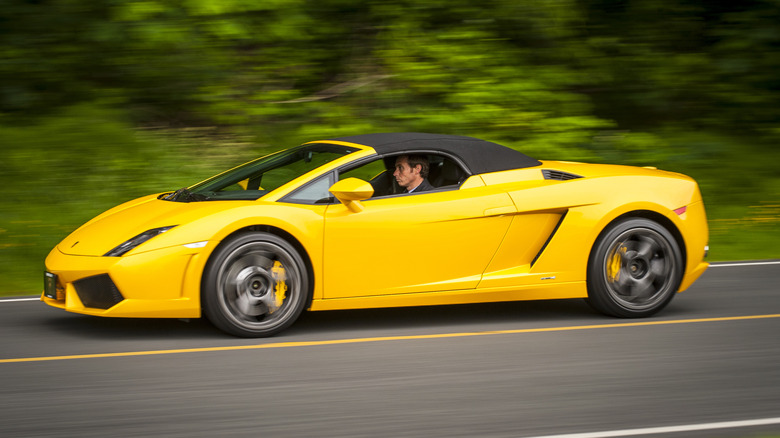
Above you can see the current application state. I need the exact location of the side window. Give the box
[427,155,466,188]
[336,153,469,199]
[339,158,396,198]
[281,172,335,204]
[282,153,469,204]
[339,159,386,182]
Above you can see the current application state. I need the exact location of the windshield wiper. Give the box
[164,187,210,202]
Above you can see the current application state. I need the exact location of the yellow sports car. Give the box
[42,133,709,337]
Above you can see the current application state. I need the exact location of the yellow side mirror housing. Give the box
[329,178,374,213]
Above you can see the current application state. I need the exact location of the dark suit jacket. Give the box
[406,178,434,193]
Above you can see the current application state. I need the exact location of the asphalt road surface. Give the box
[1,262,779,438]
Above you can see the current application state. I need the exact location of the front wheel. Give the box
[202,232,309,337]
[586,218,683,318]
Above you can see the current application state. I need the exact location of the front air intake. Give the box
[73,274,124,309]
[542,169,584,181]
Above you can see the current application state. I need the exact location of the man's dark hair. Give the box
[404,154,429,178]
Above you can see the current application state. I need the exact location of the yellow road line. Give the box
[3,313,780,364]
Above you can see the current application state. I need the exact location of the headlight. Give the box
[104,226,177,257]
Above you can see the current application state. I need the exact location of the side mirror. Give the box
[329,178,374,213]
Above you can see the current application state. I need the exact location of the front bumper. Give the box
[677,199,710,292]
[42,244,207,318]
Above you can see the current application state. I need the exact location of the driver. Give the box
[393,155,433,193]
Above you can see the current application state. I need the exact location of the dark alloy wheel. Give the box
[586,218,683,318]
[202,232,309,337]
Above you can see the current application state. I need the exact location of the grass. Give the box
[1,120,778,297]
[706,202,780,262]
[0,115,275,296]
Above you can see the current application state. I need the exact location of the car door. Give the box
[322,183,517,299]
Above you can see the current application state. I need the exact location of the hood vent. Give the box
[542,169,583,181]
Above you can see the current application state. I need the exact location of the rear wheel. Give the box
[202,232,309,337]
[586,218,683,318]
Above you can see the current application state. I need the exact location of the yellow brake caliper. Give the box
[607,246,626,283]
[270,260,287,313]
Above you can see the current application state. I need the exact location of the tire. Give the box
[202,232,309,337]
[586,218,683,318]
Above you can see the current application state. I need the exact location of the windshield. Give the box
[165,143,357,202]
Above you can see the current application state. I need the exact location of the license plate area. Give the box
[44,272,59,299]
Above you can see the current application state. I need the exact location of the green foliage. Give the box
[1,0,779,294]
[0,104,269,294]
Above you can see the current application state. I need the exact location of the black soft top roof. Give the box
[328,133,541,174]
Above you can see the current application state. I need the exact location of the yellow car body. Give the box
[43,133,708,336]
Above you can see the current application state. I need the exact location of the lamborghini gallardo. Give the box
[43,133,709,336]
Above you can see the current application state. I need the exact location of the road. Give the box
[1,262,779,437]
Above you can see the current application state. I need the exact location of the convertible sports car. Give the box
[42,133,709,337]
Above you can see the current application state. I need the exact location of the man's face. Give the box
[393,156,420,189]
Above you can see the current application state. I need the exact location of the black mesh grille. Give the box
[542,169,584,181]
[73,274,124,309]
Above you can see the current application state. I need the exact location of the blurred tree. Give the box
[580,0,780,143]
[1,0,779,156]
[1,0,614,157]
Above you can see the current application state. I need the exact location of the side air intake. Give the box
[542,169,584,181]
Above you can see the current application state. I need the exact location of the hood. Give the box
[58,194,231,256]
